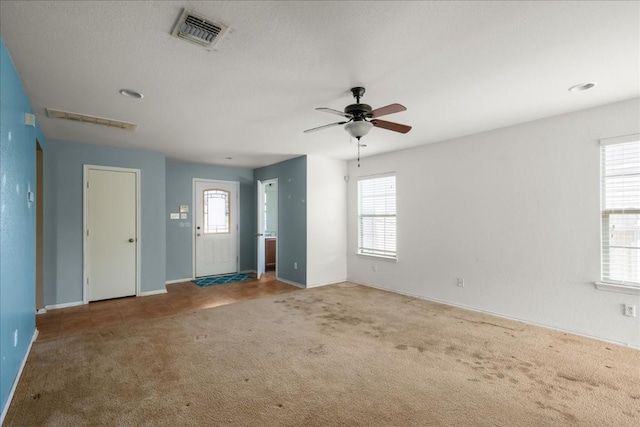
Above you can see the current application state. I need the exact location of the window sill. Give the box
[357,253,398,263]
[594,281,640,295]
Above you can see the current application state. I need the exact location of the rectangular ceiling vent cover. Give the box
[46,108,137,131]
[171,9,229,50]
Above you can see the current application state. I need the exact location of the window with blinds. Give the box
[358,174,396,258]
[601,136,640,286]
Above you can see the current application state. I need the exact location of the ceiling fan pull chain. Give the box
[357,137,361,167]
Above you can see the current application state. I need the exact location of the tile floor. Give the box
[36,272,300,341]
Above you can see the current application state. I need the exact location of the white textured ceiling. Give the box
[1,1,638,168]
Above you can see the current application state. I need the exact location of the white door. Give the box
[256,180,265,279]
[85,167,138,302]
[194,179,239,277]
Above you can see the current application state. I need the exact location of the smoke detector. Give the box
[171,9,229,50]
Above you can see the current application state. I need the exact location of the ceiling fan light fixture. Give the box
[344,120,373,138]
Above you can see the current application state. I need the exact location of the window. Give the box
[358,174,396,259]
[203,189,230,234]
[601,136,640,287]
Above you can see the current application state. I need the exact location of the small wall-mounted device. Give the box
[24,113,36,127]
[28,191,35,203]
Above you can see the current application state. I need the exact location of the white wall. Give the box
[347,98,640,347]
[307,155,348,287]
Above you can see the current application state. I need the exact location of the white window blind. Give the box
[358,175,396,258]
[601,137,640,286]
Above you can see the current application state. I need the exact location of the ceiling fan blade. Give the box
[369,103,407,118]
[371,119,412,134]
[303,121,347,133]
[316,107,353,118]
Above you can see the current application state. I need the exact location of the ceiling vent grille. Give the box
[171,9,229,50]
[46,108,137,131]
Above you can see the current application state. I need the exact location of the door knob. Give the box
[255,233,263,237]
[128,238,135,243]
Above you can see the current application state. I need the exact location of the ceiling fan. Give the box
[303,87,412,141]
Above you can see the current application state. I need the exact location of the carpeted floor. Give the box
[5,283,639,426]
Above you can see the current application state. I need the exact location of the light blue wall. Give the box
[0,37,45,417]
[44,139,166,304]
[165,159,255,280]
[254,156,307,285]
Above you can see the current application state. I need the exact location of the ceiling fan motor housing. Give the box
[345,103,372,119]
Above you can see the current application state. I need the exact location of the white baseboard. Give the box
[165,278,192,285]
[1,328,38,425]
[306,278,348,288]
[140,289,167,296]
[351,279,640,350]
[276,277,306,288]
[36,308,47,315]
[44,300,83,310]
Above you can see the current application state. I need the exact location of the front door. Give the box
[85,166,138,302]
[194,179,239,277]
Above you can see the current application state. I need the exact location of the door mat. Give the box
[192,273,253,287]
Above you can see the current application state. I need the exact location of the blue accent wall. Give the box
[254,156,307,285]
[44,139,166,304]
[0,37,44,417]
[165,159,255,280]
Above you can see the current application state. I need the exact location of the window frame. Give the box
[357,173,397,261]
[596,134,640,294]
[203,188,231,235]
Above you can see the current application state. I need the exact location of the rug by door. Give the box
[192,273,253,287]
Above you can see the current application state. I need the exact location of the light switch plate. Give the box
[170,213,180,219]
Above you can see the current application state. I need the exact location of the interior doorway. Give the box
[83,165,140,302]
[256,179,278,279]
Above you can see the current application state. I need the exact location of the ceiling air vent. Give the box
[46,108,137,131]
[171,9,229,50]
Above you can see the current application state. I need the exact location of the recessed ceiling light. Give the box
[119,89,144,99]
[568,82,596,92]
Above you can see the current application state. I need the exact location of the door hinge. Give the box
[86,278,89,285]
[86,229,89,236]
[86,182,89,189]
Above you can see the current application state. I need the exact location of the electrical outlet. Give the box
[457,278,464,288]
[624,304,636,318]
[293,262,297,270]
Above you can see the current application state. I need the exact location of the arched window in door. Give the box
[203,189,230,234]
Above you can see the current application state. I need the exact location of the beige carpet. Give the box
[5,283,639,426]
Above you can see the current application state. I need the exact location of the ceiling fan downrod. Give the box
[351,87,365,104]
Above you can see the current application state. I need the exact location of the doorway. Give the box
[256,179,278,279]
[83,165,140,303]
[193,179,240,278]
